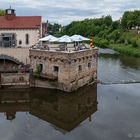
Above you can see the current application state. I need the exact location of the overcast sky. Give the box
[1,0,140,25]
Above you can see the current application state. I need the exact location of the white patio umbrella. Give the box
[58,35,73,43]
[71,35,90,41]
[49,37,59,42]
[39,35,58,42]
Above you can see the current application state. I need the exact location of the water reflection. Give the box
[99,48,140,70]
[0,84,97,132]
[98,49,140,82]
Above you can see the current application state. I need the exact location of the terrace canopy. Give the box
[70,35,90,41]
[39,35,58,42]
[58,35,73,43]
[39,34,90,43]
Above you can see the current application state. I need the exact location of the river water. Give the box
[0,48,140,140]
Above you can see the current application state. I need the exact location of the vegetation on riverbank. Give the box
[62,10,140,57]
[109,44,140,57]
[0,9,5,16]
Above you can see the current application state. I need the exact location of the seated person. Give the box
[44,44,49,50]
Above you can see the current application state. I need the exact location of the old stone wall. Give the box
[0,48,29,64]
[30,49,98,92]
[1,73,29,86]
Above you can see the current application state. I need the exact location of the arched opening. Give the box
[0,55,24,72]
[0,59,19,72]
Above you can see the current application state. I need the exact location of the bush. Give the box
[99,39,109,48]
[136,39,140,47]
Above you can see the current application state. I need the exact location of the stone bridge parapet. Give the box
[0,48,29,65]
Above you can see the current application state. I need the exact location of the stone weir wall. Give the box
[29,49,98,92]
[0,73,29,88]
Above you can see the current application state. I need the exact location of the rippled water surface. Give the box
[0,48,140,140]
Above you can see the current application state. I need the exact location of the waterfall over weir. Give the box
[99,80,140,85]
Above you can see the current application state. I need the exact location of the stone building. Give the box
[29,48,98,92]
[0,8,42,48]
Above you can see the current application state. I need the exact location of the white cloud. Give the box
[0,0,140,25]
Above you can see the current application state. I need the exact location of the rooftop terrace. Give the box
[30,43,96,53]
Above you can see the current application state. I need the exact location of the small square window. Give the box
[54,66,59,72]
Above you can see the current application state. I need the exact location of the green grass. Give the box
[108,44,140,57]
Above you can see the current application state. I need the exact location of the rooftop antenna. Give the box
[10,5,11,9]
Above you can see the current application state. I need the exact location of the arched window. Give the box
[25,34,29,45]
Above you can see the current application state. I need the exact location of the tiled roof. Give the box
[0,16,41,29]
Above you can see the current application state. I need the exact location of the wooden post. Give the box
[90,36,93,49]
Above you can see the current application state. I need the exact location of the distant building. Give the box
[42,20,48,37]
[0,8,42,48]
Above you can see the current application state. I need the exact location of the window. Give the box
[19,40,22,45]
[54,66,59,72]
[78,65,82,71]
[36,64,43,74]
[25,34,29,45]
[88,62,91,69]
[7,10,12,14]
[39,64,43,73]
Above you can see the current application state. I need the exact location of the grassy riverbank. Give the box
[93,36,140,57]
[108,44,140,57]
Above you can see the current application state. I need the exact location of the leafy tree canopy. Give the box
[0,9,5,16]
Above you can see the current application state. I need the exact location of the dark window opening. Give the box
[78,65,82,71]
[54,66,59,72]
[19,40,22,45]
[88,62,91,68]
[25,34,29,45]
[39,64,43,73]
[36,64,43,74]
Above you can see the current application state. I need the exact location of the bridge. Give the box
[0,48,29,65]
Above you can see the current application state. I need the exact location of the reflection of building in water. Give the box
[0,90,30,120]
[0,85,97,131]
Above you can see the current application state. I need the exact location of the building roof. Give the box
[0,16,41,29]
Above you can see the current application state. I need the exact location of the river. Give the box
[0,48,140,140]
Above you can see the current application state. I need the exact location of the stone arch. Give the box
[0,54,24,65]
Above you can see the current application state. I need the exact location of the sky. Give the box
[0,0,140,25]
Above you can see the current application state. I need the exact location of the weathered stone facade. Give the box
[30,48,98,92]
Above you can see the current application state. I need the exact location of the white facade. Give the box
[0,29,40,47]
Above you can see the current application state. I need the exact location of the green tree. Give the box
[0,9,5,16]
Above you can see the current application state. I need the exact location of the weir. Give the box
[99,80,140,85]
